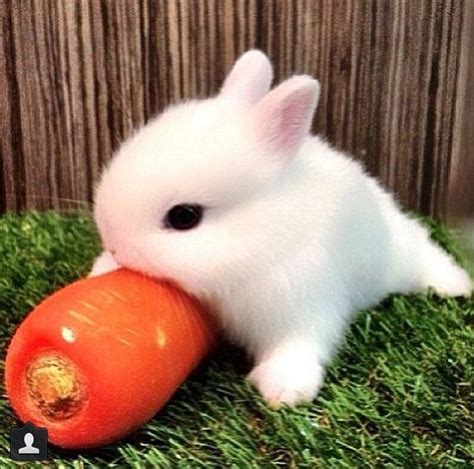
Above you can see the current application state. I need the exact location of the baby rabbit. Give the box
[90,50,472,406]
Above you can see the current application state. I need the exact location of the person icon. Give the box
[17,432,40,454]
[10,421,48,461]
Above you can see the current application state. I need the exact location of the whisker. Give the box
[4,193,93,208]
[3,194,95,217]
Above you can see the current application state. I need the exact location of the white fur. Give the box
[90,50,472,406]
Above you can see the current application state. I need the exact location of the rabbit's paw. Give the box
[89,251,120,277]
[247,351,324,407]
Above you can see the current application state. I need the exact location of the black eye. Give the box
[165,204,203,230]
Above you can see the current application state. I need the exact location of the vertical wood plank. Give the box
[448,0,474,222]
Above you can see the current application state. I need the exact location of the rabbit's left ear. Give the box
[252,75,320,161]
[219,50,273,105]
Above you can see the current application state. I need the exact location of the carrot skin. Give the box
[5,269,216,448]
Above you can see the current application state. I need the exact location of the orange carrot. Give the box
[4,268,217,448]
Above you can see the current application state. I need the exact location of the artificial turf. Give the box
[0,211,472,467]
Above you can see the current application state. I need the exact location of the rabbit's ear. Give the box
[219,50,273,105]
[252,75,320,160]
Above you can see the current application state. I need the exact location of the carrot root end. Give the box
[25,354,87,421]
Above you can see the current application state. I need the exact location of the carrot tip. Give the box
[25,354,87,421]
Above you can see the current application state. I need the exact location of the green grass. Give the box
[0,211,472,468]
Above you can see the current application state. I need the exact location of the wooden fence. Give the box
[1,0,472,220]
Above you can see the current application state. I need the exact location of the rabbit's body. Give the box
[90,51,472,406]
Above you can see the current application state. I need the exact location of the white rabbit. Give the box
[90,50,472,406]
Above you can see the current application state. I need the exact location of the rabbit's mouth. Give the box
[110,246,148,274]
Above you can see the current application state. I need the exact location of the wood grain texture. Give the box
[0,0,471,219]
[448,0,474,223]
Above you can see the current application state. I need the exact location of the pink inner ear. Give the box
[259,86,317,157]
[278,92,312,152]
